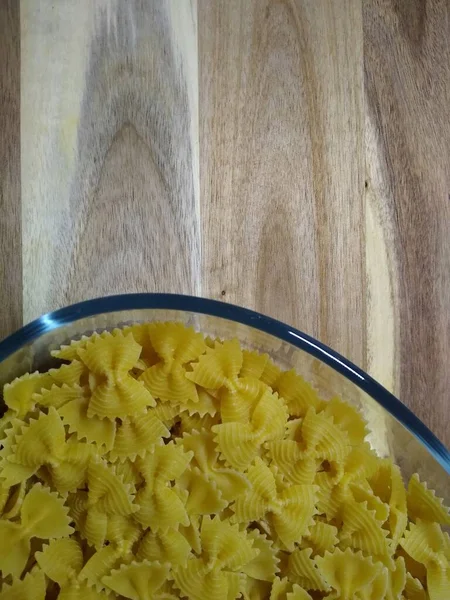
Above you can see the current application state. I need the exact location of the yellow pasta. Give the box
[242,529,279,582]
[173,515,258,600]
[270,369,321,417]
[179,387,220,419]
[0,409,17,441]
[186,339,267,424]
[232,458,318,550]
[58,391,116,451]
[0,321,448,599]
[340,497,393,567]
[108,515,141,548]
[0,481,26,520]
[68,461,138,548]
[35,537,109,599]
[4,407,94,492]
[400,520,450,600]
[313,443,387,524]
[51,332,105,361]
[407,473,450,525]
[267,440,317,485]
[299,406,351,464]
[344,441,380,482]
[288,548,328,591]
[109,411,169,462]
[112,457,143,488]
[260,360,282,389]
[349,480,390,522]
[0,570,46,600]
[386,556,407,600]
[304,520,338,556]
[48,360,87,387]
[137,527,191,566]
[102,560,170,600]
[178,466,228,515]
[121,324,160,367]
[268,577,312,600]
[321,396,368,445]
[179,410,220,434]
[242,577,272,599]
[315,548,384,600]
[213,389,287,471]
[33,382,88,410]
[138,322,206,404]
[370,459,408,546]
[77,331,155,419]
[0,483,73,576]
[240,350,270,380]
[3,372,53,418]
[178,429,250,502]
[133,443,193,530]
[357,567,389,600]
[78,544,125,592]
[151,400,180,428]
[0,480,9,514]
[187,338,243,390]
[404,573,428,600]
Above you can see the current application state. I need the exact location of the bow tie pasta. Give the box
[0,322,448,600]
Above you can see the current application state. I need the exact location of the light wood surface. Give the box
[21,0,200,317]
[364,0,450,443]
[200,0,365,362]
[0,0,448,445]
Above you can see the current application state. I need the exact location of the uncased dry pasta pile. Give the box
[0,322,449,600]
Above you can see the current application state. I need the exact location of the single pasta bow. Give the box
[134,442,193,531]
[173,515,259,600]
[232,458,318,551]
[1,407,94,492]
[212,388,288,471]
[138,322,206,404]
[186,339,269,422]
[68,460,138,549]
[77,331,155,419]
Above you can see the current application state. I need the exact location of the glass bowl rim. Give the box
[0,292,448,474]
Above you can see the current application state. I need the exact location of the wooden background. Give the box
[0,0,449,446]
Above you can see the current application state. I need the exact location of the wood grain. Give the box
[199,0,366,366]
[364,0,450,446]
[0,1,448,443]
[21,0,200,323]
[0,0,21,339]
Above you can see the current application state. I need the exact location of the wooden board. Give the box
[21,0,200,320]
[0,0,21,339]
[364,0,450,444]
[199,0,365,364]
[0,0,448,445]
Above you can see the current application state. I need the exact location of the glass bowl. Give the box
[0,293,448,501]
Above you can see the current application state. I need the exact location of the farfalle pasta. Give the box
[36,538,110,599]
[212,389,287,471]
[231,458,318,551]
[138,322,206,404]
[77,331,155,419]
[0,321,449,600]
[173,516,258,600]
[0,484,73,577]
